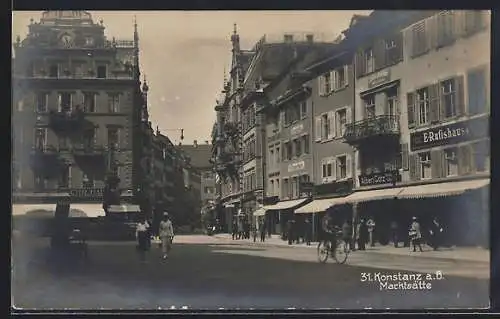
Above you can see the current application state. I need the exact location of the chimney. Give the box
[193,140,198,147]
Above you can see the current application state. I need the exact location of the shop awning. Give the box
[344,187,405,203]
[12,204,57,217]
[295,197,347,214]
[70,204,106,218]
[108,204,141,213]
[263,198,308,211]
[397,178,489,200]
[253,208,267,216]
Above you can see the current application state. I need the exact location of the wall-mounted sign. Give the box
[288,160,305,173]
[368,69,391,88]
[410,116,489,151]
[290,124,304,136]
[358,170,401,187]
[314,179,353,196]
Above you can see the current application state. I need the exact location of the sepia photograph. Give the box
[11,10,490,310]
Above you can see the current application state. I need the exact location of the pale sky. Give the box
[12,10,371,144]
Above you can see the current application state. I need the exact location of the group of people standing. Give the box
[232,217,269,243]
[135,212,175,262]
[285,218,312,246]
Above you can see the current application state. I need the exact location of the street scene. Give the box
[12,10,490,310]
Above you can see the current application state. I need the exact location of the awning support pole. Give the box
[352,202,359,249]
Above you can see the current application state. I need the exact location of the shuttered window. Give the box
[407,92,416,128]
[467,68,488,115]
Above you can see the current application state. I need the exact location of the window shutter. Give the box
[454,75,465,116]
[401,143,409,170]
[394,32,403,63]
[431,149,442,178]
[374,38,386,70]
[355,50,365,77]
[318,76,324,96]
[333,70,339,91]
[327,111,336,139]
[409,154,418,181]
[346,106,353,124]
[346,154,352,178]
[429,83,440,123]
[407,92,416,128]
[344,65,349,87]
[458,145,472,175]
[330,158,337,181]
[314,116,322,142]
[58,93,62,112]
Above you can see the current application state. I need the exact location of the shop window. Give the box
[444,148,458,176]
[419,152,432,180]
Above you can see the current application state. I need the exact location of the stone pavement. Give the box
[212,233,490,264]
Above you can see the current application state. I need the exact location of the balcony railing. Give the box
[343,115,400,144]
[49,108,85,130]
[73,144,106,156]
[70,188,105,199]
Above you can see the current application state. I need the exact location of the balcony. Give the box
[343,115,400,145]
[73,144,106,158]
[49,108,86,131]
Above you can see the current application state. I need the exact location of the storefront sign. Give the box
[368,69,391,88]
[314,179,353,196]
[358,171,401,187]
[288,160,305,173]
[410,116,489,151]
[290,124,304,136]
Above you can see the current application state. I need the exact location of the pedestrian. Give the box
[253,221,258,242]
[367,218,376,247]
[390,220,399,248]
[341,219,352,250]
[409,216,423,252]
[357,219,368,251]
[429,217,443,251]
[232,219,238,240]
[287,219,293,245]
[260,220,266,242]
[136,217,150,263]
[159,212,175,260]
[293,220,300,244]
[304,218,312,246]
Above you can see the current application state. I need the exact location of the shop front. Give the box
[263,198,310,237]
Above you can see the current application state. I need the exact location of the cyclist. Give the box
[321,213,340,254]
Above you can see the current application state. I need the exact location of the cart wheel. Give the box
[317,241,329,263]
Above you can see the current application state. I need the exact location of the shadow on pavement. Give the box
[11,240,489,310]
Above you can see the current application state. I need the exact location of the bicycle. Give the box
[317,231,350,264]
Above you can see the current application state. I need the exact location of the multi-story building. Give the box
[12,11,143,218]
[215,26,340,233]
[292,48,356,239]
[343,10,490,246]
[258,43,338,234]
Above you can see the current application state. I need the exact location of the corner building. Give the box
[12,11,141,218]
[348,10,490,246]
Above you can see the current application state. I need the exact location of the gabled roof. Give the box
[178,144,213,169]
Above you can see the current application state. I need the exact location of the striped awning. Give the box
[108,204,141,213]
[263,198,308,211]
[343,187,404,203]
[295,197,347,214]
[397,178,489,200]
[253,208,266,216]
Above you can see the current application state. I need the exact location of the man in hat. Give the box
[409,216,423,252]
[159,212,174,259]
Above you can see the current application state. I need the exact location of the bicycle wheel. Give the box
[317,241,330,263]
[333,241,349,264]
